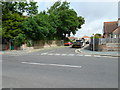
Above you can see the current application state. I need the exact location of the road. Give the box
[2,46,118,88]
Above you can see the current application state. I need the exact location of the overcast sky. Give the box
[35,0,118,37]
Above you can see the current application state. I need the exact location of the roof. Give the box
[113,27,120,34]
[81,36,90,39]
[67,37,78,40]
[104,21,118,34]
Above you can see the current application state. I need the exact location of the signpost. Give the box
[93,34,95,51]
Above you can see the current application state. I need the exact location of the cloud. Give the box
[70,2,118,37]
[36,1,118,37]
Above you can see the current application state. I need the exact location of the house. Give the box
[80,36,90,42]
[103,18,120,38]
[67,37,78,42]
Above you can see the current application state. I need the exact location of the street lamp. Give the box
[92,34,95,51]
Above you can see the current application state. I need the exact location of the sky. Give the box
[35,0,118,37]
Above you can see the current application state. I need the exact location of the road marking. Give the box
[61,54,67,56]
[48,53,54,55]
[94,55,101,57]
[21,62,82,68]
[84,55,92,56]
[54,53,60,56]
[41,53,48,55]
[67,54,75,56]
[76,54,84,56]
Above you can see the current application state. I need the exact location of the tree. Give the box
[21,11,57,41]
[26,2,38,16]
[47,1,85,39]
[2,13,24,40]
[2,1,38,16]
[2,1,38,43]
[14,33,26,47]
[91,33,102,39]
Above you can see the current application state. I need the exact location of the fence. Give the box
[90,38,120,45]
[89,38,120,51]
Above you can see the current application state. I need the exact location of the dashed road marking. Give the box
[84,55,92,57]
[54,53,60,56]
[48,53,54,55]
[93,55,101,57]
[76,54,84,56]
[41,53,48,55]
[21,62,82,68]
[61,54,67,56]
[67,54,75,56]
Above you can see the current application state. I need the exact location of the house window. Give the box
[114,35,117,38]
[118,20,120,26]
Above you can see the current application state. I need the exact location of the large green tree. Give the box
[2,1,38,45]
[2,13,24,40]
[21,11,56,41]
[2,1,38,16]
[47,1,85,39]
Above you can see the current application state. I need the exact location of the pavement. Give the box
[2,46,118,88]
[76,44,120,57]
[0,46,65,55]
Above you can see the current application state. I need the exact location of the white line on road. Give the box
[48,53,54,55]
[54,53,60,56]
[76,54,84,56]
[21,62,82,68]
[94,55,101,57]
[67,54,75,56]
[61,54,67,56]
[84,55,92,57]
[41,53,48,55]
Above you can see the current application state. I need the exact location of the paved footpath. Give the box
[76,45,120,57]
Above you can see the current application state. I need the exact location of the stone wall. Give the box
[30,40,64,49]
[98,43,120,51]
[1,40,64,51]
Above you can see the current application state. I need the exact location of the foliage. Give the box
[2,13,24,39]
[47,1,85,39]
[2,1,38,45]
[91,33,102,39]
[2,0,85,48]
[14,33,26,47]
[2,1,38,16]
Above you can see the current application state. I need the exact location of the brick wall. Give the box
[99,43,120,51]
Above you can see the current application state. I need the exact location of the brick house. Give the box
[67,37,78,42]
[103,18,120,38]
[80,36,90,42]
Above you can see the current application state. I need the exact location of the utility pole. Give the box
[93,34,95,51]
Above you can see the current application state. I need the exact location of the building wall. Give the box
[99,43,120,51]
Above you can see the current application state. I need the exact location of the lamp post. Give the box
[93,34,95,51]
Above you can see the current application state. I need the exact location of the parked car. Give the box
[64,42,72,46]
[72,40,83,48]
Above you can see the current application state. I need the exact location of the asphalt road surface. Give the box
[2,46,118,88]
